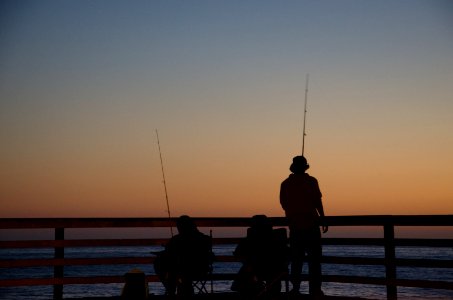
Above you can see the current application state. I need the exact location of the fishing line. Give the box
[302,74,309,155]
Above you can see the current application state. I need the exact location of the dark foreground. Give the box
[71,292,370,300]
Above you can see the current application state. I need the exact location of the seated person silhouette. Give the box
[154,215,212,296]
[232,215,289,298]
[121,268,149,299]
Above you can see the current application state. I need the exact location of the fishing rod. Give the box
[155,129,174,237]
[302,74,309,156]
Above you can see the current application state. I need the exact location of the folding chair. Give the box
[234,217,290,299]
[258,227,290,298]
[191,230,214,294]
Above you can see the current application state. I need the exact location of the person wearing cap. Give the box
[280,156,328,297]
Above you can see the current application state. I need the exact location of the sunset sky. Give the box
[1,1,453,219]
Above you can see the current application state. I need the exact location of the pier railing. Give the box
[1,215,453,300]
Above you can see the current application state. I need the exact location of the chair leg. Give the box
[192,279,208,294]
[286,274,289,293]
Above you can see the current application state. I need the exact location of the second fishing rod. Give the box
[156,129,174,237]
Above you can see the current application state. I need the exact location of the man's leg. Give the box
[290,230,305,293]
[178,277,194,296]
[308,227,323,296]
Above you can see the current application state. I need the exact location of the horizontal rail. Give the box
[0,218,257,229]
[325,215,453,226]
[2,274,452,291]
[323,238,453,247]
[323,275,453,290]
[322,256,453,268]
[0,239,170,248]
[0,275,157,287]
[0,238,243,249]
[1,215,453,229]
[2,255,452,269]
[2,238,452,249]
[0,257,155,268]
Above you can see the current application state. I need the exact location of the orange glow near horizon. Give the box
[2,139,453,219]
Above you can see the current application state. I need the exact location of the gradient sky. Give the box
[1,1,453,219]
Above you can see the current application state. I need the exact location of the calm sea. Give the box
[1,245,452,300]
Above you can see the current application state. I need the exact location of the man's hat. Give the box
[290,156,309,174]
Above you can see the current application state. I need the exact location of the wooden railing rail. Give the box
[1,215,453,300]
[1,215,453,229]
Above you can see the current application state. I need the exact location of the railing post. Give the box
[54,228,64,300]
[384,223,397,300]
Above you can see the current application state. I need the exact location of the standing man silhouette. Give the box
[280,156,328,298]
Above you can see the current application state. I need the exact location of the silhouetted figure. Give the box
[121,268,149,299]
[154,215,212,297]
[280,156,328,298]
[232,215,289,298]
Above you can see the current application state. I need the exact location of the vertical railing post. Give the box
[54,228,64,300]
[384,222,397,300]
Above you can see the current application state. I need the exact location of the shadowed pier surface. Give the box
[73,292,368,300]
[72,293,371,300]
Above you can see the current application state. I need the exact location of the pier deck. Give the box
[73,293,370,300]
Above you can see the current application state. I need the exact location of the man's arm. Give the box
[312,178,328,233]
[279,182,287,211]
[316,199,328,233]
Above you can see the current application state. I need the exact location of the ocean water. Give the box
[1,245,452,300]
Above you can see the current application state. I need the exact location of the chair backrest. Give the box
[271,228,290,269]
[178,231,212,276]
[191,230,214,294]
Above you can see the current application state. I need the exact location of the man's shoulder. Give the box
[305,173,318,181]
[282,173,312,182]
[281,173,319,186]
[281,175,295,188]
[194,232,211,244]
